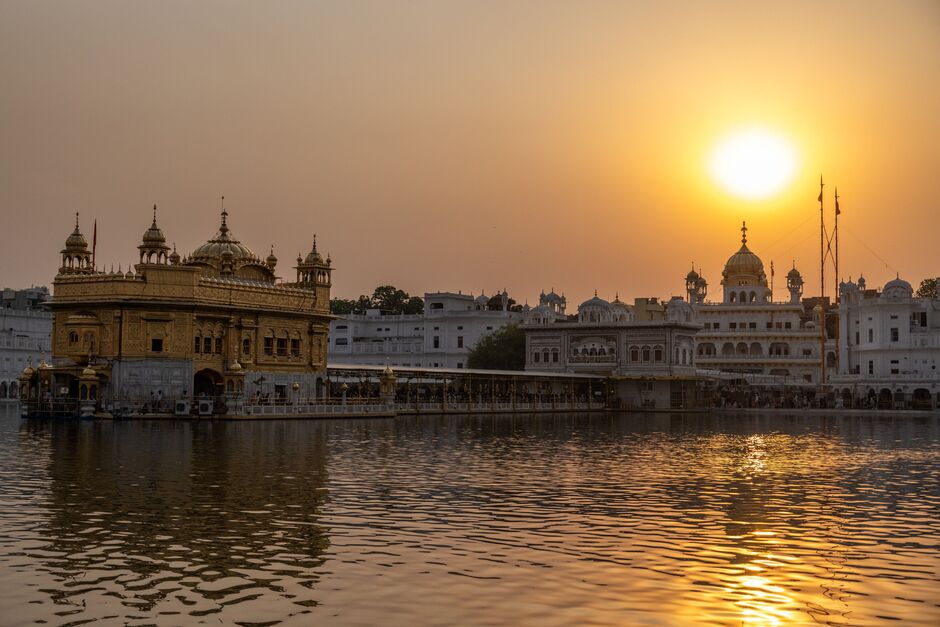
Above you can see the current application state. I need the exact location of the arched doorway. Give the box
[912,388,932,410]
[194,369,223,398]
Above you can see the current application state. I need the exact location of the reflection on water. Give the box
[1,405,939,626]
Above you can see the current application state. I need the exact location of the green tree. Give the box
[354,294,373,313]
[402,296,424,315]
[915,278,937,299]
[330,298,357,315]
[485,293,517,311]
[466,324,526,371]
[372,285,409,313]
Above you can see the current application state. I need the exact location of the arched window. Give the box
[194,336,201,353]
[654,346,663,361]
[630,346,639,361]
[749,291,757,303]
[68,331,79,344]
[552,349,559,363]
[0,382,6,398]
[729,292,737,303]
[739,291,747,304]
[8,381,17,398]
[242,338,251,355]
[203,336,212,354]
[534,351,541,363]
[215,336,223,354]
[642,346,651,362]
[736,342,748,355]
[542,349,550,362]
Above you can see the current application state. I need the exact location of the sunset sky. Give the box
[1,1,938,305]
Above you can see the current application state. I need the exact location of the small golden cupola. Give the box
[60,212,93,275]
[294,235,332,287]
[139,204,172,265]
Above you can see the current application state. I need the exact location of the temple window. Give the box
[263,336,274,356]
[276,337,288,357]
[534,351,540,363]
[68,331,79,344]
[151,338,163,352]
[290,338,301,357]
[552,350,559,363]
[194,336,201,353]
[642,346,651,362]
[203,337,212,353]
[630,347,639,361]
[215,337,223,354]
[654,346,663,361]
[242,338,251,355]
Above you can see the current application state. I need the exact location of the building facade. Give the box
[684,223,834,384]
[329,291,521,369]
[523,293,700,409]
[0,287,52,401]
[20,207,333,414]
[835,275,940,408]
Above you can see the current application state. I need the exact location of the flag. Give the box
[92,219,97,267]
[817,189,823,203]
[835,191,841,215]
[817,175,824,203]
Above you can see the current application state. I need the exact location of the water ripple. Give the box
[1,407,939,625]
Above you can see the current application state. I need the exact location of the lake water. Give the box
[1,403,939,626]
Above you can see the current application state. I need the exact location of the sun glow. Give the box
[709,129,799,200]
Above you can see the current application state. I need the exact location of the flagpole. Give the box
[834,188,840,375]
[818,175,826,389]
[92,219,97,271]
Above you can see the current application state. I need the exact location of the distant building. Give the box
[835,275,940,408]
[19,207,333,413]
[684,222,834,383]
[0,287,52,401]
[329,291,522,369]
[522,291,700,409]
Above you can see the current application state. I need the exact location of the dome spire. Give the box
[741,220,748,245]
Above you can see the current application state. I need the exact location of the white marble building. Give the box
[1,287,52,401]
[329,291,522,369]
[834,275,940,408]
[523,292,700,408]
[684,223,834,384]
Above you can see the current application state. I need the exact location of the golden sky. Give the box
[1,1,938,304]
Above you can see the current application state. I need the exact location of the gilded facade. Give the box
[21,207,333,413]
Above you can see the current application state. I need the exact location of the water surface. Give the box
[1,404,939,625]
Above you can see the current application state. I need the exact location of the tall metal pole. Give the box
[834,188,840,374]
[818,175,826,389]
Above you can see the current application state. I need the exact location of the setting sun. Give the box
[709,129,799,200]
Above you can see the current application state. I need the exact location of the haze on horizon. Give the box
[1,0,938,305]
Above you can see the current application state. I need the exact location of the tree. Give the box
[466,324,526,371]
[330,298,357,315]
[332,286,424,315]
[915,278,937,299]
[372,285,409,313]
[485,293,517,311]
[402,296,424,315]
[355,294,373,313]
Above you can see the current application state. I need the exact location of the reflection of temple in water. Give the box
[29,418,332,617]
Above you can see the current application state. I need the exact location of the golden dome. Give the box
[229,360,243,372]
[21,364,34,377]
[63,213,88,251]
[723,244,765,276]
[142,205,167,244]
[721,221,766,284]
[301,236,324,266]
[81,365,96,377]
[189,210,261,265]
